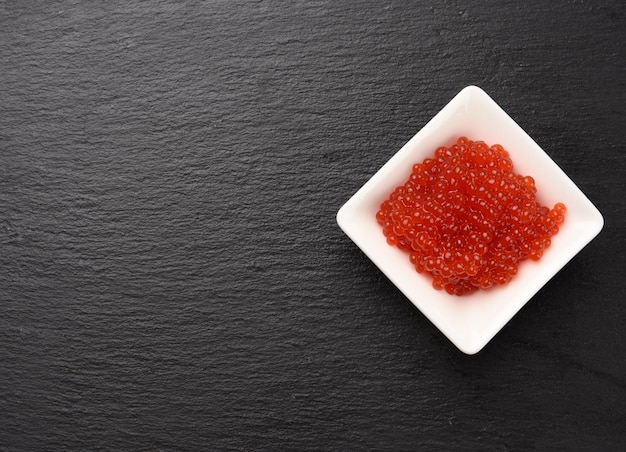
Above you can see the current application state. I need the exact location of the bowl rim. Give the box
[336,85,604,354]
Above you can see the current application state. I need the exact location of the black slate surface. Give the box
[1,1,625,450]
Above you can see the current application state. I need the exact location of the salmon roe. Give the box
[376,137,566,296]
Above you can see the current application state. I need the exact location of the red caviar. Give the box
[376,137,566,295]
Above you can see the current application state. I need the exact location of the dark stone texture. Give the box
[1,0,624,450]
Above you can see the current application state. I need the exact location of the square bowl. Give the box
[336,86,603,354]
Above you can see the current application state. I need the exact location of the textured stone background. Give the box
[1,0,624,449]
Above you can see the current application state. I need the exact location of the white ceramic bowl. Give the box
[336,86,604,354]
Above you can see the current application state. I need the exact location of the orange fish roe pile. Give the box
[376,137,566,295]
